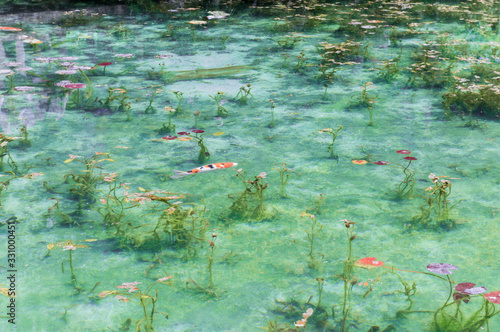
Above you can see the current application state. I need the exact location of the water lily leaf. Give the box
[484,291,500,304]
[427,263,458,275]
[213,132,225,136]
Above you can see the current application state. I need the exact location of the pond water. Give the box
[0,1,499,331]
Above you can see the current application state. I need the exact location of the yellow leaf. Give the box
[47,243,55,250]
[84,239,98,242]
[213,132,225,136]
[138,187,146,192]
[64,159,74,163]
[98,290,116,299]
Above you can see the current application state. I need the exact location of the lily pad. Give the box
[426,263,458,275]
[484,291,500,304]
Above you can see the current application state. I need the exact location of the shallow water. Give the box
[0,1,499,331]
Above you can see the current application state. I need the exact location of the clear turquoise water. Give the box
[0,1,499,331]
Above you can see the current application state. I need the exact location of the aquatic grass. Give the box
[172,91,184,114]
[369,150,417,199]
[164,130,210,164]
[96,176,135,236]
[157,106,176,135]
[143,86,162,114]
[45,240,88,293]
[295,51,308,74]
[234,84,253,105]
[276,34,303,49]
[99,276,173,332]
[0,133,20,173]
[96,61,112,75]
[411,173,462,229]
[210,91,228,118]
[375,49,402,83]
[317,126,343,159]
[227,169,271,222]
[63,152,114,214]
[268,99,276,128]
[119,188,207,256]
[338,219,357,332]
[0,172,20,207]
[426,264,500,332]
[272,163,292,198]
[301,212,323,268]
[356,82,378,126]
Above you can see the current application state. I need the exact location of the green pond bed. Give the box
[0,1,499,331]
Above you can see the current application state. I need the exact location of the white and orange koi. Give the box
[171,162,237,179]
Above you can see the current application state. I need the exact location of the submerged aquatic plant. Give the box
[234,84,253,105]
[144,86,162,114]
[425,263,500,332]
[172,91,184,113]
[338,219,357,332]
[301,212,323,268]
[276,34,303,49]
[63,152,114,213]
[272,163,292,198]
[96,175,136,236]
[318,126,343,159]
[369,150,417,199]
[295,51,308,74]
[187,233,220,298]
[0,133,19,173]
[164,130,210,164]
[119,188,207,257]
[358,82,378,126]
[210,91,228,117]
[157,106,176,134]
[227,169,271,222]
[0,172,20,206]
[411,173,462,229]
[99,276,173,332]
[96,61,112,75]
[268,99,276,128]
[376,49,402,83]
[45,240,88,293]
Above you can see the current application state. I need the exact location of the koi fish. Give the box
[171,162,238,179]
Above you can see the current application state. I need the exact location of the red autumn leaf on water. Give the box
[484,291,500,304]
[396,150,411,154]
[162,136,177,140]
[374,161,389,165]
[192,129,205,133]
[404,156,417,161]
[354,257,384,269]
[177,132,190,135]
[97,62,112,66]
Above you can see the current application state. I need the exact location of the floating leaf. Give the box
[354,257,384,269]
[427,263,458,275]
[464,286,487,295]
[84,239,98,242]
[63,158,74,163]
[178,137,193,141]
[46,243,55,250]
[138,187,147,192]
[455,283,476,293]
[213,132,225,136]
[484,291,500,304]
[455,282,487,295]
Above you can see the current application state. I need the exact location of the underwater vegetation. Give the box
[0,0,499,330]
